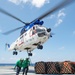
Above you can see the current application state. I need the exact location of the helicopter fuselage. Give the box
[8,25,51,52]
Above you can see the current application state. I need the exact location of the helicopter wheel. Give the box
[28,53,32,56]
[13,51,18,55]
[37,45,43,50]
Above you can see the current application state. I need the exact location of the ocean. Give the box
[0,63,15,66]
[0,63,34,66]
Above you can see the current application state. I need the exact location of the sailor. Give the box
[14,58,24,75]
[22,58,30,75]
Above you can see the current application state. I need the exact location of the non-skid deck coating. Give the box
[0,66,35,75]
[0,66,74,75]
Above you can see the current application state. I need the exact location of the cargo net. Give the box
[35,61,75,74]
[35,62,46,74]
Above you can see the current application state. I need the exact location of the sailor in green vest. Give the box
[22,58,30,75]
[14,58,24,75]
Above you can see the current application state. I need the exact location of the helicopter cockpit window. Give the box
[36,29,45,33]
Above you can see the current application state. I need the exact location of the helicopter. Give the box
[0,0,75,56]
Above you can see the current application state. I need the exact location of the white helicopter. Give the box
[0,0,74,56]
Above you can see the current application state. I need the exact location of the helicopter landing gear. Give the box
[13,51,18,55]
[27,50,33,56]
[28,52,32,56]
[37,45,43,50]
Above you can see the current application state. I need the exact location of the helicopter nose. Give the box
[47,28,51,32]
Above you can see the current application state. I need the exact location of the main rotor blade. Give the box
[2,26,24,35]
[35,0,75,20]
[0,8,26,24]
